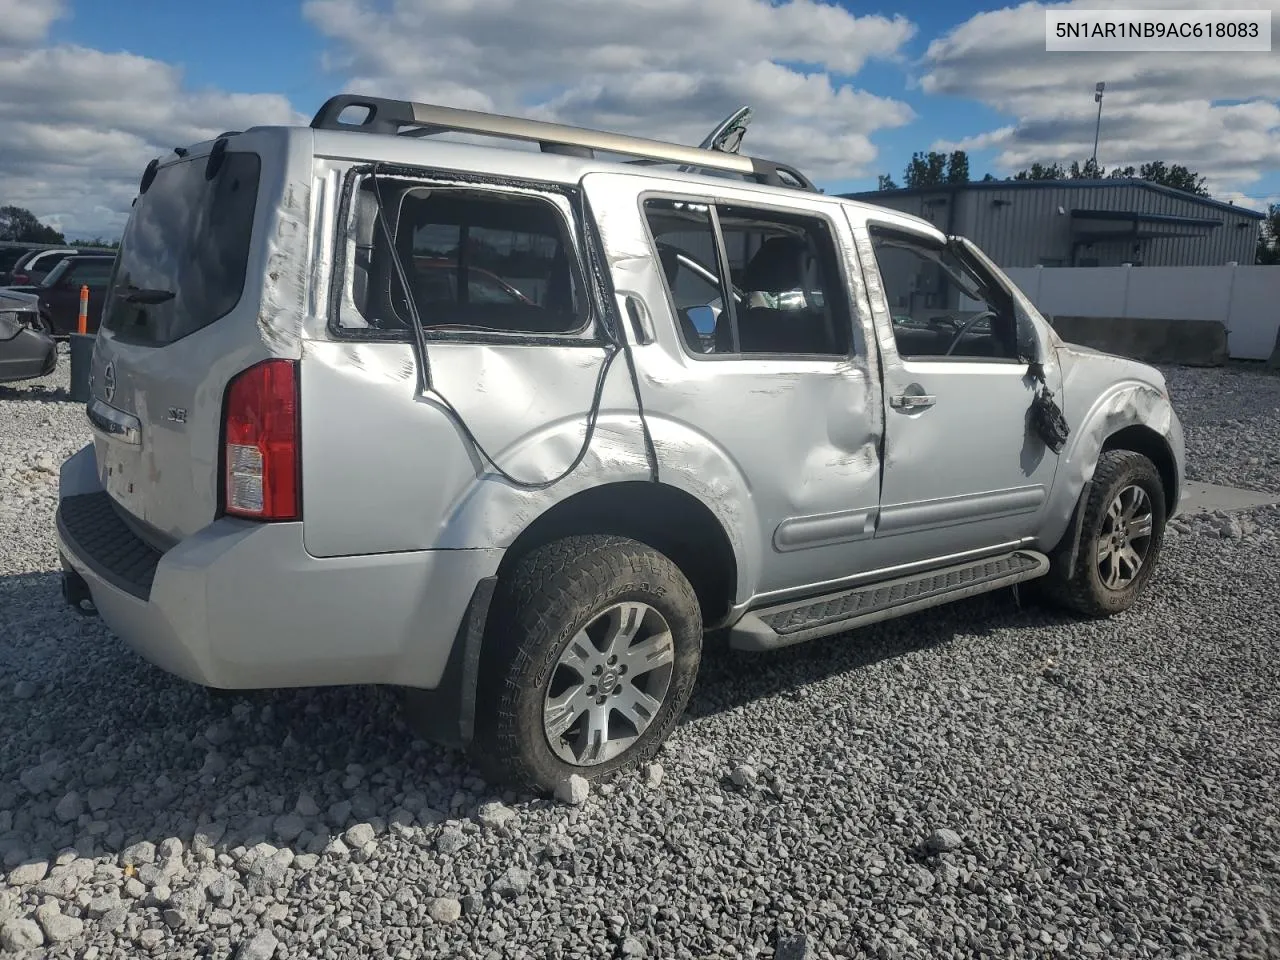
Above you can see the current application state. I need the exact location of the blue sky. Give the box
[51,0,1013,190]
[4,0,1278,236]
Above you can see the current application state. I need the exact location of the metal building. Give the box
[842,179,1264,268]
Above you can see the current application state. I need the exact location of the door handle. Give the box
[618,292,655,345]
[890,393,937,411]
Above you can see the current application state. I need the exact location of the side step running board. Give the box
[729,550,1050,651]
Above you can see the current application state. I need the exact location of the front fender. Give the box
[1041,378,1184,549]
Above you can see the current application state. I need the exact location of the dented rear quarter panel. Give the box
[296,152,656,559]
[254,129,315,358]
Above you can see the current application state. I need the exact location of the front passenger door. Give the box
[858,220,1062,561]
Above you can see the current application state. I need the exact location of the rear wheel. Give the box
[472,535,702,790]
[1042,449,1167,617]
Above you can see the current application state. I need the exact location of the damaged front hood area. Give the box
[1056,339,1170,397]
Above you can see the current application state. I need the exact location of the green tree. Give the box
[877,174,899,191]
[0,205,65,244]
[1006,158,1209,196]
[1069,158,1103,179]
[1257,203,1280,265]
[903,150,970,188]
[1137,161,1208,196]
[1013,162,1067,181]
[904,151,949,188]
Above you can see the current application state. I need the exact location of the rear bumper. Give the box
[0,327,56,383]
[55,444,502,706]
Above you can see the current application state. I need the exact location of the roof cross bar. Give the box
[310,94,816,192]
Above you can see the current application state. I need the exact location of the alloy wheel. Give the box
[1096,483,1154,590]
[542,602,675,766]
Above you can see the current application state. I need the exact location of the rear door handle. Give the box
[890,393,937,411]
[618,292,655,345]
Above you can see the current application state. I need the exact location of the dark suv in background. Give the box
[4,247,78,285]
[0,245,41,280]
[4,253,116,335]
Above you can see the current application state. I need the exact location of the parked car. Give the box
[0,289,56,383]
[6,247,77,286]
[5,253,116,335]
[56,95,1185,791]
[0,245,41,282]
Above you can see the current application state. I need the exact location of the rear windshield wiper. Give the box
[115,285,175,304]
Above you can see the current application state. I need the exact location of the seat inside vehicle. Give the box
[735,236,839,355]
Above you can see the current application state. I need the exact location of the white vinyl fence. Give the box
[1001,265,1280,361]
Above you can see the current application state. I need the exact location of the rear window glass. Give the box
[65,259,117,287]
[103,152,260,346]
[348,185,588,336]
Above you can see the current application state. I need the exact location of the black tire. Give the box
[471,535,702,791]
[1041,449,1167,617]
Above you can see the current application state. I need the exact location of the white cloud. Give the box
[921,0,1280,195]
[0,0,64,47]
[303,0,917,181]
[0,1,301,239]
[3,0,916,238]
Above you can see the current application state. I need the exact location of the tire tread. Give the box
[472,535,701,789]
[1042,449,1166,618]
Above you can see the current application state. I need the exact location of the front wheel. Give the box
[1042,449,1167,617]
[472,535,703,790]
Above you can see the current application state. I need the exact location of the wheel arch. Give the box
[1100,424,1178,515]
[495,481,739,628]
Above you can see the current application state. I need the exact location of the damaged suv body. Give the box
[56,95,1184,789]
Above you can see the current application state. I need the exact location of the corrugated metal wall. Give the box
[857,184,1260,268]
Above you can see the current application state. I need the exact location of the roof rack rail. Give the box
[310,94,816,192]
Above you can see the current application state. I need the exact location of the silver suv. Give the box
[57,94,1184,790]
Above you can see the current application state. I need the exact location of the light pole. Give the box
[1091,82,1105,172]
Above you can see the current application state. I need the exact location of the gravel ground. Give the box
[1159,363,1280,495]
[1,353,1278,959]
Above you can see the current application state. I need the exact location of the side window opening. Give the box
[349,183,590,336]
[868,227,1020,361]
[643,198,851,358]
[718,205,848,357]
[642,200,731,354]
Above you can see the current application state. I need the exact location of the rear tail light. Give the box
[222,359,300,520]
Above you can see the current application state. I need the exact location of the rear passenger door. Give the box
[584,173,885,601]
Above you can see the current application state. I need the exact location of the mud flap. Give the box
[1062,480,1094,573]
[398,575,497,749]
